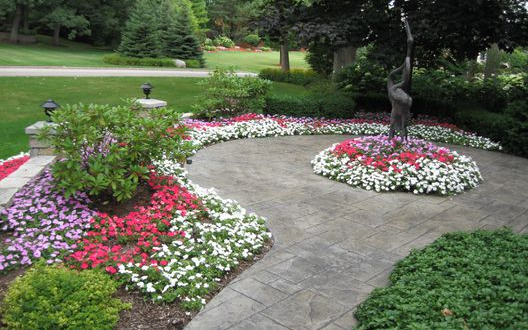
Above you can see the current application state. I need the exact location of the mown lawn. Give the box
[0,77,307,159]
[0,36,309,72]
[203,50,309,72]
[0,36,112,67]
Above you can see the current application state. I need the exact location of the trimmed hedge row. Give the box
[102,53,203,68]
[259,68,321,86]
[264,93,356,119]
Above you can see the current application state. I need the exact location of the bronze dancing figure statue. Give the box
[388,18,414,140]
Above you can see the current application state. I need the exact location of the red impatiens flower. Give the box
[68,172,202,273]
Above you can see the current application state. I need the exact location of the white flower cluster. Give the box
[118,158,271,310]
[187,119,501,151]
[311,143,483,195]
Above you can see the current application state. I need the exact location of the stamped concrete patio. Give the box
[185,135,528,330]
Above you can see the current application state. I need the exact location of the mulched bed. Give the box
[115,240,272,330]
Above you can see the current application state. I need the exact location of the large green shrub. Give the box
[102,53,175,67]
[265,93,356,119]
[43,103,192,201]
[259,68,321,86]
[305,43,334,76]
[455,102,528,157]
[243,34,260,47]
[336,60,386,95]
[355,229,528,329]
[213,35,235,48]
[193,68,272,119]
[1,264,130,329]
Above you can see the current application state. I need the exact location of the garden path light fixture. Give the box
[141,82,153,99]
[41,99,60,122]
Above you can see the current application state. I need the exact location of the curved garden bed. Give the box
[311,135,482,195]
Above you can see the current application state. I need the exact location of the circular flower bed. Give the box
[311,135,482,195]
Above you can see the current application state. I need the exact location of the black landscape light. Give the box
[41,99,60,122]
[141,82,153,99]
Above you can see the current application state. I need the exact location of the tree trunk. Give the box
[22,6,29,32]
[53,24,61,46]
[280,43,290,72]
[332,46,357,75]
[9,4,23,43]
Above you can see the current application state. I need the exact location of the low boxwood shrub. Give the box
[42,103,192,201]
[185,59,203,68]
[102,53,175,67]
[355,229,528,329]
[1,264,130,329]
[259,68,321,86]
[193,68,272,119]
[265,93,356,119]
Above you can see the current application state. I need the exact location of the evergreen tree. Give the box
[190,0,208,30]
[118,0,161,58]
[163,6,204,65]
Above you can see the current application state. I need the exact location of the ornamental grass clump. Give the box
[311,135,482,195]
[355,229,528,329]
[43,103,193,201]
[1,264,130,329]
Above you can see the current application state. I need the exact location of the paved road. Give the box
[0,66,257,77]
[186,135,528,330]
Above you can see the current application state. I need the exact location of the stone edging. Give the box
[0,156,57,210]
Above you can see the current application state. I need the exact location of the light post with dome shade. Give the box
[41,99,60,122]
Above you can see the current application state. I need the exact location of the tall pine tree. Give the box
[118,0,161,58]
[162,6,204,65]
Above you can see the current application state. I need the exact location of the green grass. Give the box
[0,36,309,72]
[204,51,309,72]
[0,77,307,159]
[0,35,112,67]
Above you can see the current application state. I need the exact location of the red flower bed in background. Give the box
[0,155,30,181]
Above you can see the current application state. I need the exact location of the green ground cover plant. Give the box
[355,229,528,329]
[1,264,129,329]
[0,77,306,159]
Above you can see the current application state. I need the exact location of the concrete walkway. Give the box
[0,66,257,77]
[185,135,528,330]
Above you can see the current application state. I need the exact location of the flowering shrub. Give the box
[0,153,29,181]
[311,135,482,195]
[0,170,95,272]
[43,103,192,201]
